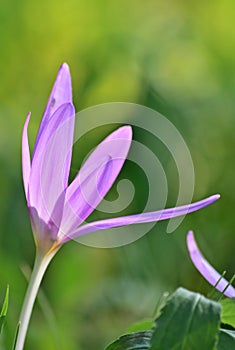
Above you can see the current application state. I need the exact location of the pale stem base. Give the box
[15,251,56,350]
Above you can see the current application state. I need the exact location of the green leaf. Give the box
[0,285,9,317]
[217,329,235,350]
[220,298,235,328]
[150,287,221,350]
[0,285,9,334]
[126,319,154,333]
[105,331,152,350]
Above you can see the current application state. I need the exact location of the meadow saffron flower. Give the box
[22,63,220,252]
[187,231,235,298]
[17,63,220,350]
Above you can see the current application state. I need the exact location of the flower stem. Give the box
[15,251,55,350]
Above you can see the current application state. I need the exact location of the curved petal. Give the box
[34,63,73,154]
[68,194,220,239]
[187,231,235,298]
[22,112,31,200]
[59,156,114,239]
[61,126,132,234]
[29,103,75,226]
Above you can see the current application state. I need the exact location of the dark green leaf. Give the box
[220,298,235,328]
[150,287,221,350]
[217,329,235,350]
[105,331,152,350]
[0,285,9,334]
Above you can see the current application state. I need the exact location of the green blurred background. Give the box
[0,0,235,349]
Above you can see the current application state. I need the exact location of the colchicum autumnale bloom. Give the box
[17,63,220,350]
[187,231,235,298]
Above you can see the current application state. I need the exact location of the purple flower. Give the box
[22,63,220,253]
[187,231,235,298]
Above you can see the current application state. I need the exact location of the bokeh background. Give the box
[0,0,235,349]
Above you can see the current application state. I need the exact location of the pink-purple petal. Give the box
[59,156,114,240]
[34,63,72,154]
[60,126,132,235]
[22,112,31,200]
[68,194,220,239]
[187,231,235,298]
[28,103,75,225]
[75,126,132,189]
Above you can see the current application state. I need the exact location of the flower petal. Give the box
[29,103,75,226]
[69,194,220,239]
[59,156,113,240]
[187,231,235,298]
[34,63,72,154]
[22,112,31,200]
[60,126,132,235]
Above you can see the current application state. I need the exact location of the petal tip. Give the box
[123,125,133,139]
[210,194,220,203]
[56,63,72,92]
[59,62,70,74]
[25,111,31,122]
[114,125,132,141]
